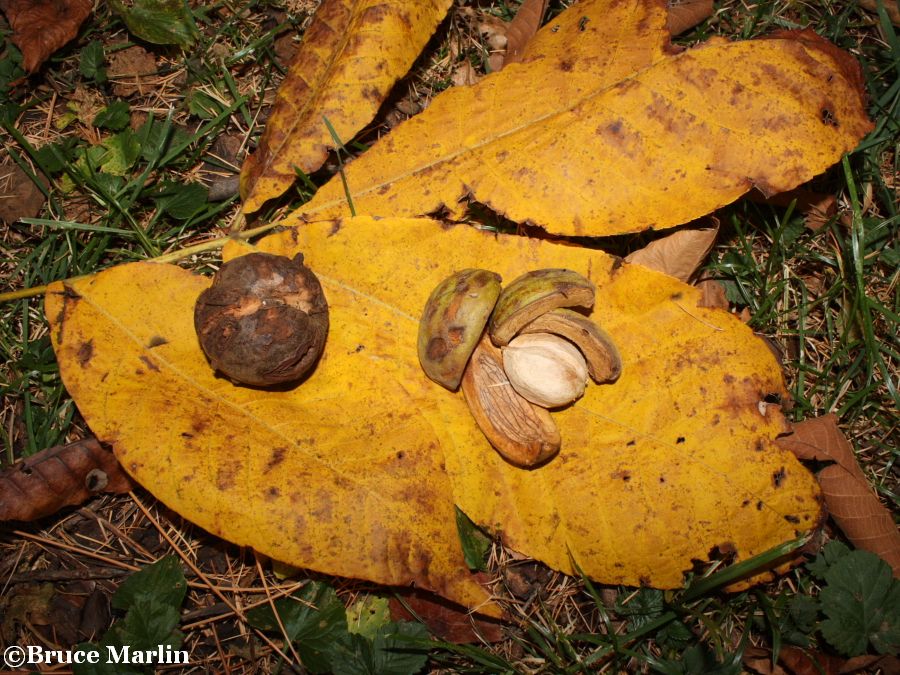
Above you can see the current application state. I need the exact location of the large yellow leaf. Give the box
[283,0,871,236]
[47,217,821,609]
[239,0,452,214]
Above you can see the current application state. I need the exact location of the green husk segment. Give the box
[417,268,502,390]
[519,308,622,383]
[489,269,595,346]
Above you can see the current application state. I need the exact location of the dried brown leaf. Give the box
[625,224,718,282]
[667,0,713,36]
[695,278,729,310]
[0,0,92,73]
[389,587,505,643]
[503,0,549,66]
[777,414,900,576]
[748,187,838,231]
[0,161,46,224]
[107,46,158,97]
[0,438,134,521]
[858,0,900,26]
[778,645,845,675]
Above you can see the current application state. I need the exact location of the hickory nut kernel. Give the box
[502,332,588,408]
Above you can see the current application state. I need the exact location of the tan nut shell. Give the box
[462,335,560,467]
[519,308,622,383]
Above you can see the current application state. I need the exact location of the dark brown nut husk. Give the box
[418,268,502,390]
[489,269,595,346]
[194,252,329,387]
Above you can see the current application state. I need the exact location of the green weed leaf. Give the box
[347,595,392,640]
[98,131,142,175]
[153,181,208,219]
[108,0,198,48]
[819,549,900,656]
[80,41,107,83]
[455,506,490,572]
[245,581,348,674]
[94,101,130,131]
[112,555,187,611]
[807,540,850,579]
[326,621,429,675]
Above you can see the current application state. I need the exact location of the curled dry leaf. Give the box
[624,223,718,282]
[284,0,871,237]
[0,438,134,521]
[0,0,92,73]
[239,0,452,214]
[501,0,549,67]
[666,0,714,37]
[776,414,900,576]
[389,587,504,643]
[47,217,822,610]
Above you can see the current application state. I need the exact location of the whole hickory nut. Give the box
[194,252,329,387]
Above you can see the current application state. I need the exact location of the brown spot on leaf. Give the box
[772,467,786,488]
[147,336,168,348]
[76,340,94,367]
[264,447,287,473]
[139,355,160,372]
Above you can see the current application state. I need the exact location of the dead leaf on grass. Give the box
[624,222,718,282]
[0,437,134,522]
[389,588,504,643]
[48,217,822,610]
[0,0,92,72]
[666,0,714,36]
[107,46,158,97]
[501,0,548,67]
[776,414,900,576]
[283,0,871,237]
[0,161,47,224]
[695,278,729,310]
[239,0,453,214]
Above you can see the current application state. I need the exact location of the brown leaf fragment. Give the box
[0,160,46,224]
[841,655,900,674]
[747,187,838,231]
[695,278,729,310]
[0,438,134,522]
[502,0,549,66]
[667,0,713,37]
[389,587,505,643]
[0,0,92,73]
[777,414,900,576]
[778,645,845,675]
[107,46,158,97]
[625,224,718,282]
[858,0,900,26]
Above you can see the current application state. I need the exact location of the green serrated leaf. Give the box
[347,596,392,640]
[94,101,131,131]
[153,181,208,219]
[113,555,187,612]
[617,588,664,630]
[110,597,183,652]
[455,506,491,572]
[80,41,107,83]
[819,549,900,656]
[806,540,850,579]
[327,621,429,675]
[245,581,348,674]
[99,131,142,176]
[108,0,198,48]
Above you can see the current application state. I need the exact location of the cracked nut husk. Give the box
[194,252,329,387]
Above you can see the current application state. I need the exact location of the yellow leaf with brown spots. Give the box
[282,0,871,236]
[239,0,452,214]
[47,217,822,608]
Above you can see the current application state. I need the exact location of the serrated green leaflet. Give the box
[347,596,392,640]
[93,101,130,131]
[245,581,348,674]
[819,549,900,656]
[455,507,491,572]
[112,555,187,611]
[108,0,198,47]
[327,621,430,675]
